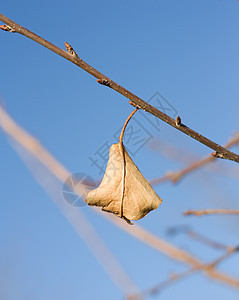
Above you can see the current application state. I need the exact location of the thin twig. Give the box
[130,245,239,299]
[167,225,229,250]
[0,13,239,163]
[150,132,239,185]
[119,109,138,223]
[1,105,239,290]
[184,209,239,216]
[207,247,238,269]
[186,230,229,250]
[129,268,194,299]
[105,214,239,290]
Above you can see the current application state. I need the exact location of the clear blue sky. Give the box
[1,1,239,299]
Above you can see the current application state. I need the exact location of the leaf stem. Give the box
[119,109,138,223]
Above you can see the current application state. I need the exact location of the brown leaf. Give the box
[86,143,162,222]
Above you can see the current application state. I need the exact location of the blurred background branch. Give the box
[150,132,239,186]
[184,209,239,216]
[1,105,239,294]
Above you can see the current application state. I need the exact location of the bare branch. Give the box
[184,209,239,216]
[105,214,239,289]
[130,268,194,299]
[185,229,229,251]
[0,13,239,163]
[130,245,239,299]
[167,225,229,250]
[150,132,239,185]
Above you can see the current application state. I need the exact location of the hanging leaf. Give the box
[86,142,162,223]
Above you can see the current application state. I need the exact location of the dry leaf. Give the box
[86,143,162,222]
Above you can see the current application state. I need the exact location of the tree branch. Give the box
[105,213,239,290]
[184,209,239,216]
[150,132,239,185]
[1,13,239,163]
[129,245,239,299]
[167,225,229,250]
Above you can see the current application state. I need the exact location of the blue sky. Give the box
[1,1,239,299]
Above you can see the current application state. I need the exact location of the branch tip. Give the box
[183,210,204,216]
[184,209,239,216]
[0,24,16,32]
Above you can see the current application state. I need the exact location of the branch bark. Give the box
[1,13,239,163]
